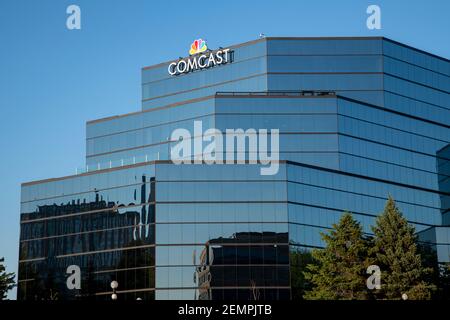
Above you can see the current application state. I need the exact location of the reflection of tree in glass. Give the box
[289,249,314,300]
[114,239,155,300]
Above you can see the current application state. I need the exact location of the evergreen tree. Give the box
[290,249,314,300]
[303,212,370,300]
[439,263,450,299]
[0,257,16,300]
[417,242,440,299]
[371,196,435,300]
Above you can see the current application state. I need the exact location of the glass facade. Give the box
[18,37,450,300]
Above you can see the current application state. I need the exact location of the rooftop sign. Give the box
[168,39,231,76]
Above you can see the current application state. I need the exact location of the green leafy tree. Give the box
[0,257,16,300]
[371,197,435,300]
[303,212,371,300]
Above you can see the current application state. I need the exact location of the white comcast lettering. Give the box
[170,121,279,175]
[168,49,231,76]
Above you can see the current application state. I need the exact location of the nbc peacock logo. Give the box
[189,39,207,55]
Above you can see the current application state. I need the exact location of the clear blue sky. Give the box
[0,0,449,299]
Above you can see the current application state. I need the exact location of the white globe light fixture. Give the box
[111,280,119,300]
[111,281,118,290]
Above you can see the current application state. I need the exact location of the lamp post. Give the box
[111,280,118,300]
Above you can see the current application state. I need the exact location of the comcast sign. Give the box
[168,39,231,76]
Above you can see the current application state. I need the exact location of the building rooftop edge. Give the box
[21,160,167,187]
[21,160,290,187]
[86,92,338,125]
[140,36,449,71]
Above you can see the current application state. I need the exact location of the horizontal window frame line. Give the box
[288,215,435,232]
[19,244,291,263]
[156,242,289,247]
[21,160,163,187]
[20,202,156,224]
[20,222,155,243]
[149,242,289,249]
[87,129,448,164]
[86,113,214,142]
[339,132,450,162]
[155,179,287,183]
[21,199,288,224]
[153,286,292,291]
[338,95,450,129]
[285,160,450,197]
[86,112,339,142]
[90,264,289,274]
[289,221,334,230]
[94,286,292,296]
[17,279,35,283]
[94,288,155,296]
[17,257,46,263]
[21,181,155,205]
[383,37,450,64]
[86,138,172,158]
[339,112,449,143]
[154,221,287,225]
[141,53,269,86]
[20,240,156,261]
[290,241,327,250]
[155,242,289,247]
[87,131,340,159]
[384,72,450,95]
[141,71,386,105]
[93,265,154,274]
[19,221,290,243]
[87,95,215,126]
[215,112,338,115]
[142,73,267,103]
[418,240,450,246]
[155,201,287,205]
[19,244,156,262]
[289,221,381,240]
[155,264,288,268]
[18,266,157,279]
[267,53,382,57]
[289,243,323,250]
[339,151,450,180]
[140,89,373,118]
[268,71,383,75]
[383,89,450,113]
[268,53,449,77]
[383,54,450,78]
[287,200,436,228]
[149,69,446,99]
[287,179,440,211]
